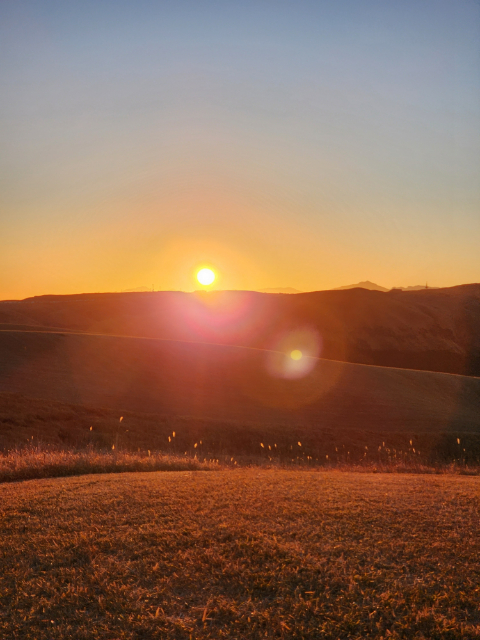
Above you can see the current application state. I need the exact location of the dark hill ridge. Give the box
[1,283,479,376]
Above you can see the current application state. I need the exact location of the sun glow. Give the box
[197,268,216,286]
[290,349,302,360]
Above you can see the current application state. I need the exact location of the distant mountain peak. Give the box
[333,281,389,292]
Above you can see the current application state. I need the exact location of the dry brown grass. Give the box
[1,470,479,639]
[1,445,480,485]
[0,447,215,483]
[2,391,480,474]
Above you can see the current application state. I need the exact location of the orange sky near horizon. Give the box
[2,175,480,300]
[2,179,478,300]
[1,1,479,300]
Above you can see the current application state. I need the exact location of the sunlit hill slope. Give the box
[1,283,479,375]
[1,284,479,462]
[0,329,479,461]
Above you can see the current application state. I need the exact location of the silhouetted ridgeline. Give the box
[1,284,479,375]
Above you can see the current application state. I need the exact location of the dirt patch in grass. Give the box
[1,470,479,639]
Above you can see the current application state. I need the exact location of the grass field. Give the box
[1,313,479,638]
[2,389,480,476]
[0,447,215,483]
[1,470,479,639]
[2,446,479,485]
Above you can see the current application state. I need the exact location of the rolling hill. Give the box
[1,284,479,376]
[0,329,479,459]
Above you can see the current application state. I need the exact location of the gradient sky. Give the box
[1,0,479,299]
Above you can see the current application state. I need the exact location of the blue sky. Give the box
[1,0,479,297]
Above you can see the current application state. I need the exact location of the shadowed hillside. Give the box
[1,284,479,376]
[0,330,479,437]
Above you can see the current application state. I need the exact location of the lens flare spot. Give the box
[265,328,321,380]
[197,268,215,286]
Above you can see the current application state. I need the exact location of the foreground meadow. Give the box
[1,471,479,639]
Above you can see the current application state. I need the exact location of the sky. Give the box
[1,0,479,299]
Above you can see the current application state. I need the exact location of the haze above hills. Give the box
[263,282,438,293]
[122,282,437,295]
[263,282,437,293]
[331,281,438,292]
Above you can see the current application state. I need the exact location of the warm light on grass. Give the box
[0,448,214,483]
[1,471,479,638]
[196,268,215,286]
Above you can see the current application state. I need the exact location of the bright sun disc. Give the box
[290,349,302,361]
[197,268,215,286]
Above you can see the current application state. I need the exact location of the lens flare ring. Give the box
[266,328,321,380]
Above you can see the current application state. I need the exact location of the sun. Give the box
[196,267,216,286]
[290,349,303,361]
